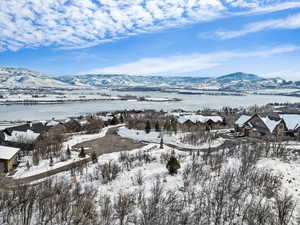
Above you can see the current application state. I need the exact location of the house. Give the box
[235,114,287,137]
[0,122,51,153]
[0,145,20,173]
[279,114,300,137]
[0,122,49,144]
[177,114,224,130]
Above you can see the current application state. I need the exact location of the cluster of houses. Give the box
[1,110,300,174]
[177,114,225,129]
[169,112,225,130]
[0,114,119,173]
[0,121,53,173]
[235,113,300,137]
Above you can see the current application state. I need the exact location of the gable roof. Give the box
[236,114,285,134]
[177,115,223,124]
[260,117,283,133]
[0,145,20,160]
[235,115,251,128]
[279,114,300,131]
[6,122,49,134]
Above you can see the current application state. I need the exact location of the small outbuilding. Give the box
[0,145,20,173]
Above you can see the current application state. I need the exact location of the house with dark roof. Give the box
[0,122,51,152]
[235,114,287,137]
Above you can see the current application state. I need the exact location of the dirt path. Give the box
[4,126,145,187]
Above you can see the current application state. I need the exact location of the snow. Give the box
[236,115,283,133]
[46,120,60,127]
[11,151,84,179]
[257,158,300,216]
[0,93,120,104]
[280,114,300,131]
[48,143,188,198]
[235,115,251,127]
[4,129,40,143]
[62,124,124,150]
[260,116,282,133]
[177,114,223,124]
[0,145,20,160]
[10,125,124,178]
[118,127,225,149]
[98,115,113,121]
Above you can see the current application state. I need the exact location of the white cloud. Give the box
[87,45,299,75]
[211,12,300,39]
[0,0,300,51]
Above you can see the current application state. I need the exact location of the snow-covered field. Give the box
[257,158,300,216]
[44,141,300,224]
[118,127,225,149]
[0,93,120,104]
[10,151,85,179]
[62,124,124,150]
[10,124,124,179]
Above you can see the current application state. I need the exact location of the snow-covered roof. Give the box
[235,115,251,128]
[4,130,40,143]
[279,114,300,131]
[46,120,60,127]
[260,117,282,133]
[98,115,113,121]
[178,115,223,124]
[0,145,20,160]
[236,114,283,133]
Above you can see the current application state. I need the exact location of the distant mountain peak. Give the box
[217,72,263,81]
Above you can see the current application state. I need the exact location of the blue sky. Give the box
[0,0,300,80]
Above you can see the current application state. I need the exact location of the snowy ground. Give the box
[257,158,300,216]
[10,151,85,179]
[51,143,187,197]
[10,124,124,179]
[62,124,124,150]
[118,127,225,149]
[45,141,300,223]
[0,93,120,104]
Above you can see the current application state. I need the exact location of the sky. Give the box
[0,0,300,80]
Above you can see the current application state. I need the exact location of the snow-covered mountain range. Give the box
[0,67,73,89]
[0,67,297,91]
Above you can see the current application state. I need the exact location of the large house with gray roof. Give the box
[235,114,287,137]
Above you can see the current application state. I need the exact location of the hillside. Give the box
[0,67,298,90]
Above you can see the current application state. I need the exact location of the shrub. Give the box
[79,147,86,158]
[166,156,181,175]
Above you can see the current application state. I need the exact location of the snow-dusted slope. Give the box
[0,67,297,90]
[0,67,74,89]
[57,72,297,90]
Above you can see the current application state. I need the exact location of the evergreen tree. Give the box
[26,161,31,170]
[66,146,71,159]
[111,116,119,125]
[128,120,134,129]
[155,121,160,132]
[164,120,171,131]
[91,151,97,163]
[145,120,151,134]
[79,147,86,158]
[32,150,40,166]
[171,119,177,134]
[160,138,164,149]
[49,156,53,167]
[166,156,181,175]
[119,114,124,123]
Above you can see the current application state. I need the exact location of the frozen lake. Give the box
[1,90,299,121]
